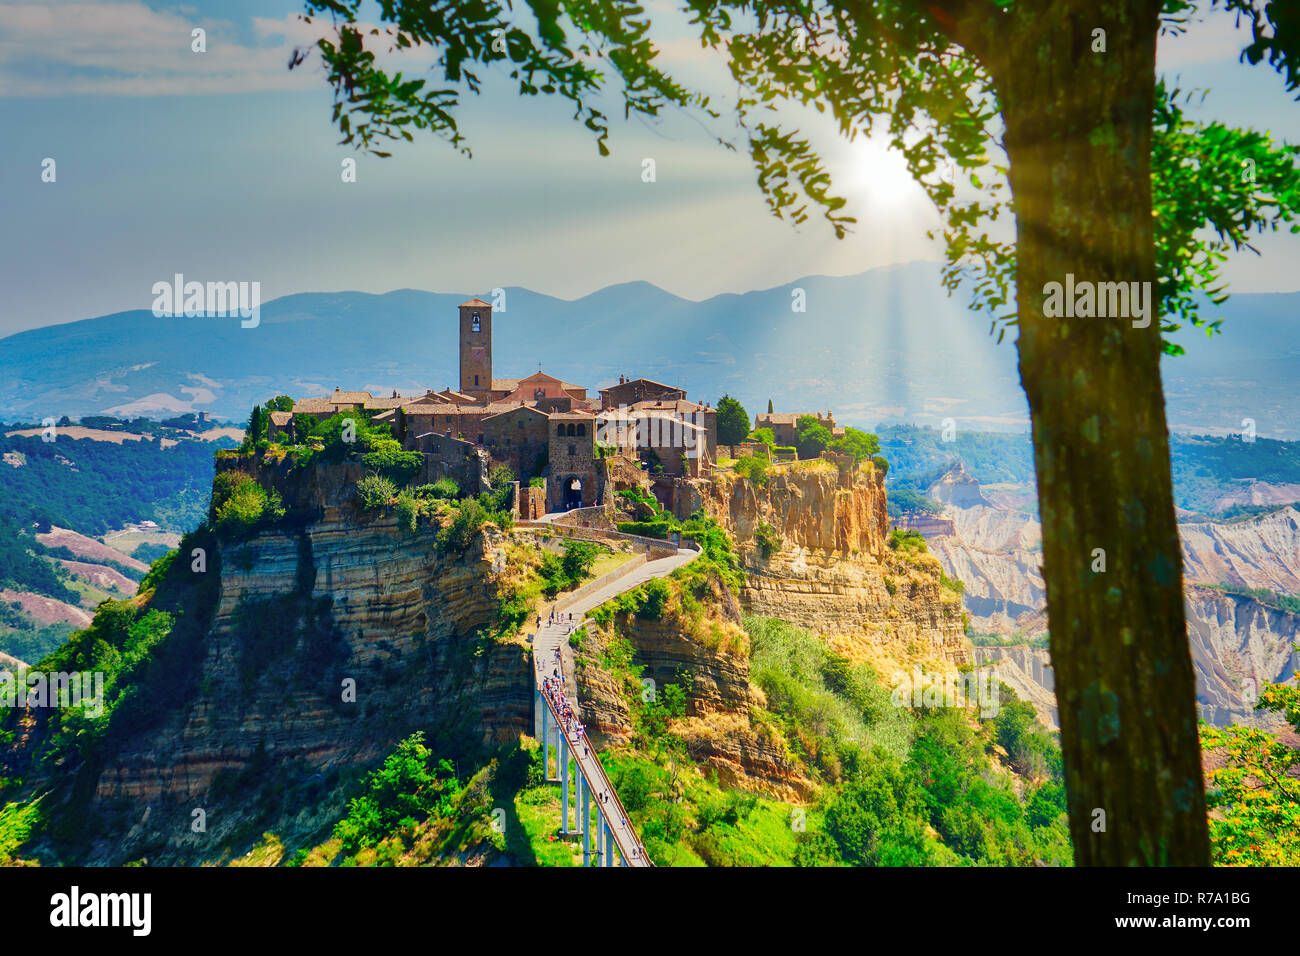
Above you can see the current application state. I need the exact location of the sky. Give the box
[1,0,1299,336]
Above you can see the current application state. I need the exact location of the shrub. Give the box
[359,438,423,482]
[640,578,671,619]
[826,427,881,465]
[212,474,284,536]
[413,478,459,500]
[357,472,397,510]
[733,455,769,486]
[617,520,672,539]
[795,416,832,459]
[437,499,487,554]
[395,491,418,533]
[754,520,781,560]
[539,541,603,596]
[888,528,927,553]
[332,733,460,856]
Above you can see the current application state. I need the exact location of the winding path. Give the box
[529,521,700,867]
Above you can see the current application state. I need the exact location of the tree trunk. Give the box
[989,1,1210,864]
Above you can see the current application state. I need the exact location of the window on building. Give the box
[568,444,575,456]
[576,423,586,437]
[474,375,479,386]
[556,423,564,437]
[472,311,481,332]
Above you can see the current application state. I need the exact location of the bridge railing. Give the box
[535,662,651,867]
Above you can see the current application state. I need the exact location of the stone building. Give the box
[282,298,709,513]
[481,404,551,480]
[599,376,686,409]
[459,298,493,400]
[547,411,598,510]
[754,410,837,447]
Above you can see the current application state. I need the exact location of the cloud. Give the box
[0,2,436,97]
[1156,11,1253,70]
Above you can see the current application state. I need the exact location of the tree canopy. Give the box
[715,394,751,446]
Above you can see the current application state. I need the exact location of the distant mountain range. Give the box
[2,262,1296,438]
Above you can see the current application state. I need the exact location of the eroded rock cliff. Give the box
[681,459,968,669]
[573,577,815,801]
[77,462,532,863]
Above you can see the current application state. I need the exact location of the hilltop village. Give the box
[267,299,848,515]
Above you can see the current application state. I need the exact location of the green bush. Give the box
[437,499,491,554]
[332,733,461,856]
[395,491,418,532]
[616,519,672,539]
[733,455,769,485]
[887,528,927,553]
[754,520,780,559]
[640,578,671,619]
[357,472,397,510]
[539,541,603,596]
[413,478,459,500]
[359,438,423,482]
[211,473,284,536]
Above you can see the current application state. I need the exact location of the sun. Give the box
[833,137,928,220]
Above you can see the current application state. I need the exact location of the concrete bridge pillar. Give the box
[560,734,569,834]
[540,689,551,781]
[604,821,614,867]
[581,779,591,866]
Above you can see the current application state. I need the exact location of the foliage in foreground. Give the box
[1200,678,1300,866]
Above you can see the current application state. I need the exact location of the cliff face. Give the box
[1180,507,1300,595]
[1185,585,1300,729]
[682,460,968,667]
[910,465,1300,728]
[574,580,816,801]
[84,462,531,863]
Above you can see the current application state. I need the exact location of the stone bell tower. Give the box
[458,298,492,400]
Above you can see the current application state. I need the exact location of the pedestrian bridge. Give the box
[530,526,700,867]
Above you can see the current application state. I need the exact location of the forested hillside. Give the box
[0,431,234,534]
[880,425,1300,515]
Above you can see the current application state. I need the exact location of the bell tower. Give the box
[458,298,492,400]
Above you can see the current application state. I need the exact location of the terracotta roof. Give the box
[599,377,681,393]
[363,396,407,410]
[292,399,338,414]
[599,410,706,432]
[460,298,492,308]
[330,389,373,404]
[549,411,596,420]
[631,399,710,414]
[756,412,825,426]
[268,411,293,426]
[483,405,548,423]
[490,378,520,392]
[517,371,562,385]
[406,404,483,416]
